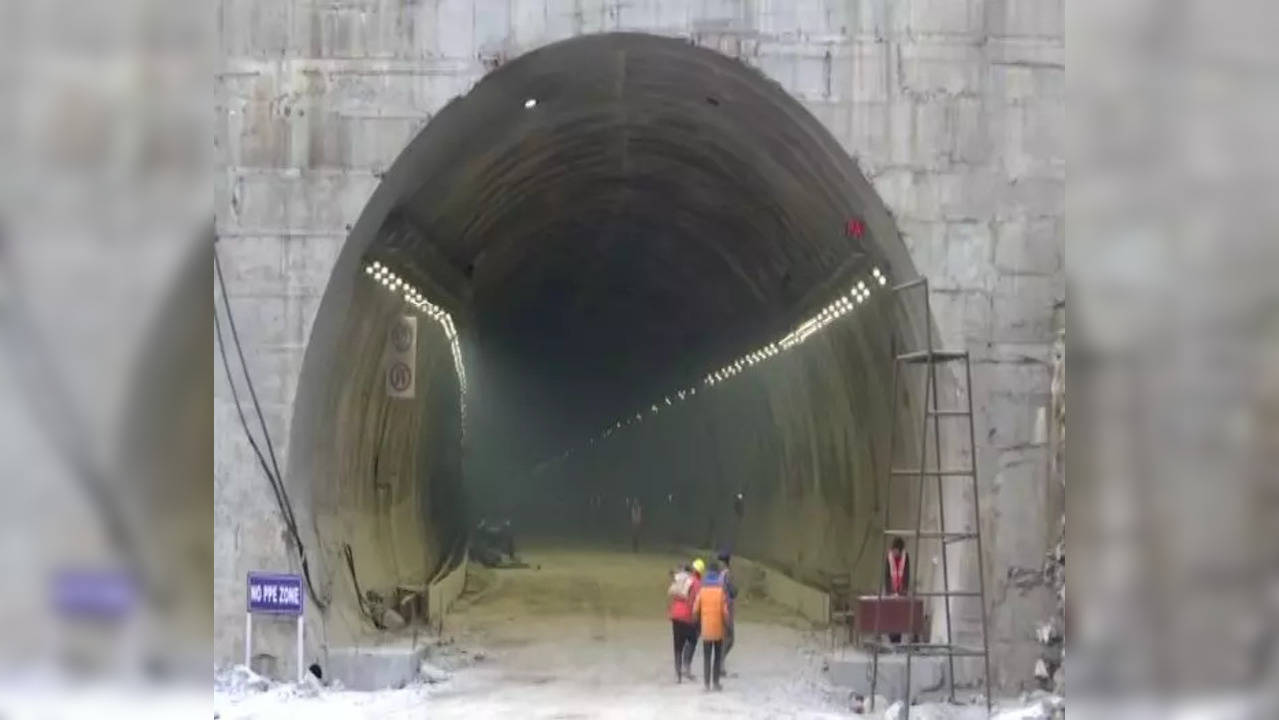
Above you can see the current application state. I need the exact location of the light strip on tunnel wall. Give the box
[364,260,469,400]
[545,266,890,464]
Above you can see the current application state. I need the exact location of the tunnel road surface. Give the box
[425,545,847,718]
[217,545,851,719]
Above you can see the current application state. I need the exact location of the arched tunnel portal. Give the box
[287,34,956,650]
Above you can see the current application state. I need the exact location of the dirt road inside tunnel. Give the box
[420,545,847,717]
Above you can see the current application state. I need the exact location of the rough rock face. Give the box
[1037,324,1066,698]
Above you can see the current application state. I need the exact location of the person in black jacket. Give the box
[717,550,739,673]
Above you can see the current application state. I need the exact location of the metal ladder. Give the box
[869,277,992,717]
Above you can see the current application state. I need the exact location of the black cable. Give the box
[213,311,294,540]
[213,249,289,520]
[213,243,326,610]
[343,543,375,625]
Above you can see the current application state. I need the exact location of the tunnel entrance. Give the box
[287,33,930,652]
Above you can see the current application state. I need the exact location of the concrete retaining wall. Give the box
[693,549,830,626]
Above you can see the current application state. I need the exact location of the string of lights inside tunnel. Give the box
[545,266,889,467]
[363,258,888,469]
[364,260,468,401]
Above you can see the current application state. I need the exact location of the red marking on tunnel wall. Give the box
[846,218,865,239]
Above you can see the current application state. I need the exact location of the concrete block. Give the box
[343,116,424,171]
[845,0,888,37]
[909,98,953,168]
[309,6,399,59]
[990,447,1051,568]
[825,651,949,700]
[907,0,983,36]
[326,645,430,691]
[930,289,993,349]
[846,101,889,164]
[795,0,845,36]
[474,3,514,57]
[436,0,477,59]
[940,221,994,291]
[304,112,344,169]
[884,101,915,166]
[986,0,1065,39]
[844,41,890,103]
[985,385,1050,451]
[220,0,293,57]
[994,217,1063,275]
[223,169,379,234]
[990,102,1064,182]
[617,0,683,33]
[988,63,1064,104]
[897,219,947,277]
[793,51,831,100]
[283,235,346,294]
[937,167,999,221]
[949,96,988,165]
[987,36,1064,68]
[222,293,291,348]
[218,236,286,294]
[997,176,1063,221]
[511,0,551,50]
[899,41,983,97]
[991,273,1062,343]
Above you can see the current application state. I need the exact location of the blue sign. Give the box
[247,572,304,615]
[52,569,136,618]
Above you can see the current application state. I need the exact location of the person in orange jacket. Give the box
[692,561,731,690]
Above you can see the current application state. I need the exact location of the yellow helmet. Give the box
[692,558,706,575]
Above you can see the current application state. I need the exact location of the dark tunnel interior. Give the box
[287,34,928,640]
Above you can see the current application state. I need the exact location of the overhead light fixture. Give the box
[524,98,537,109]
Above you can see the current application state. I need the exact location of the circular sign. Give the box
[388,361,412,392]
[390,321,414,352]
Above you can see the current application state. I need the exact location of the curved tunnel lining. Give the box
[284,33,953,646]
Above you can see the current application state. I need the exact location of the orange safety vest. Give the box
[695,582,728,641]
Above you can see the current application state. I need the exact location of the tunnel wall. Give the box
[215,0,1064,690]
[305,276,464,647]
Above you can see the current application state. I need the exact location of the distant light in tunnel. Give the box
[524,98,537,109]
[536,267,892,465]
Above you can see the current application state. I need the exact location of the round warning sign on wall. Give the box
[386,316,417,398]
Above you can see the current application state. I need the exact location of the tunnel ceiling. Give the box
[376,33,890,459]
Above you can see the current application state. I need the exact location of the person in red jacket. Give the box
[667,562,701,682]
